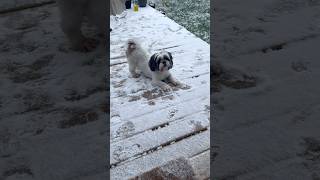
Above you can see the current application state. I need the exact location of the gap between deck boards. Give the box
[110,130,210,179]
[111,96,209,143]
[112,84,209,121]
[110,127,209,168]
[111,109,209,149]
[110,114,209,165]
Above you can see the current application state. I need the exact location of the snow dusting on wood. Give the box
[110,5,210,179]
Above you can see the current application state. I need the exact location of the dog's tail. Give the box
[126,38,143,51]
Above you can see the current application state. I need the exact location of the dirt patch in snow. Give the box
[142,89,164,100]
[212,61,257,92]
[300,137,320,161]
[130,157,195,180]
[64,85,105,102]
[291,61,310,72]
[3,165,34,178]
[128,95,141,102]
[59,108,99,129]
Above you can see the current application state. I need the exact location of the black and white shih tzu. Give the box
[125,39,184,91]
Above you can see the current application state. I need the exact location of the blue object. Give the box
[138,0,147,7]
[125,0,131,9]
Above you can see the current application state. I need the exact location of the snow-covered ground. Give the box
[151,0,210,43]
[213,0,320,179]
[0,2,108,179]
[2,0,319,179]
[110,5,210,179]
[0,0,53,12]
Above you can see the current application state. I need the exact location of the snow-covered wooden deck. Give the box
[110,6,210,179]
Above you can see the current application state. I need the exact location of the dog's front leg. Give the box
[167,74,189,89]
[128,62,140,78]
[167,74,183,86]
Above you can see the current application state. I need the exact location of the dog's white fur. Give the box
[125,39,152,78]
[56,0,106,51]
[125,39,182,91]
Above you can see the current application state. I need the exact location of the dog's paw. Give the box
[131,73,140,78]
[180,84,191,90]
[175,82,190,90]
[161,84,172,91]
[170,81,179,86]
[172,81,183,87]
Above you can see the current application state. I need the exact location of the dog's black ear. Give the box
[168,52,173,69]
[168,52,173,60]
[149,54,158,71]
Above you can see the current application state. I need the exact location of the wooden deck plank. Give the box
[189,150,210,179]
[110,130,210,180]
[111,95,209,142]
[110,69,209,100]
[110,111,209,165]
[110,73,209,121]
[110,63,209,99]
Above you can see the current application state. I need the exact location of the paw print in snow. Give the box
[116,121,135,138]
[113,146,127,161]
[168,109,178,118]
[190,120,204,131]
[112,143,141,162]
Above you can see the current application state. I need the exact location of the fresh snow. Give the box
[110,5,210,179]
[0,2,108,179]
[213,0,320,179]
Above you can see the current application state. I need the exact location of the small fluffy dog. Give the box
[125,39,182,91]
[56,0,107,52]
[125,39,152,78]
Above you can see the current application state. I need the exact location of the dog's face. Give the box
[127,39,137,50]
[126,39,139,56]
[149,51,173,72]
[127,39,136,48]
